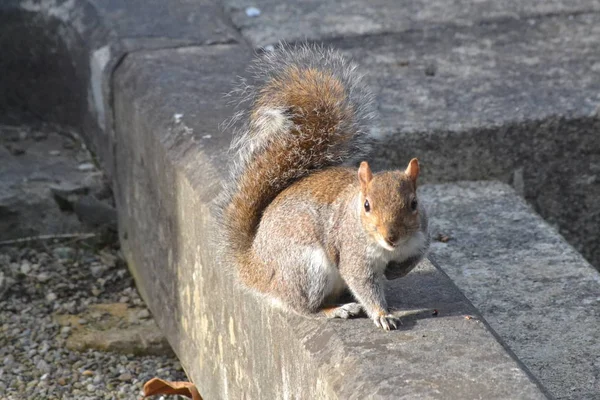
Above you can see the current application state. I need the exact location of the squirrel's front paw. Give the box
[384,259,419,280]
[373,314,401,331]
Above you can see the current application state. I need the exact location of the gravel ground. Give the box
[0,122,187,399]
[0,236,187,400]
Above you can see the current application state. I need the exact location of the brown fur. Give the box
[274,167,355,205]
[247,159,427,321]
[224,67,359,289]
[358,162,421,247]
[220,45,428,331]
[255,67,352,135]
[269,167,355,267]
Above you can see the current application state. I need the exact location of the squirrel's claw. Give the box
[324,302,364,319]
[374,314,401,331]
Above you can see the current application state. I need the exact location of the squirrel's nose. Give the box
[386,234,398,246]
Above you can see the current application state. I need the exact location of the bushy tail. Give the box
[219,44,377,276]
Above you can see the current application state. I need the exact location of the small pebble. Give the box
[20,262,32,275]
[245,6,261,17]
[32,131,48,141]
[7,145,25,155]
[49,150,61,156]
[53,246,75,260]
[90,266,103,278]
[424,63,436,77]
[77,162,95,171]
[37,272,51,282]
[46,292,57,302]
[119,373,133,382]
[82,370,94,376]
[4,354,15,367]
[36,359,51,373]
[39,342,50,353]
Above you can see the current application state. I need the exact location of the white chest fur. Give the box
[366,231,427,274]
[300,232,426,301]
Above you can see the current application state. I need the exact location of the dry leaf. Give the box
[143,377,203,400]
[434,233,451,243]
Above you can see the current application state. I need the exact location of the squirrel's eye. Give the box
[410,198,418,211]
[364,199,371,212]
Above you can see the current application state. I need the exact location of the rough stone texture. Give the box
[224,0,600,47]
[329,14,600,137]
[0,124,108,240]
[0,8,91,129]
[0,221,186,399]
[54,303,173,356]
[323,13,600,271]
[112,44,547,399]
[0,0,239,179]
[90,0,237,48]
[423,182,600,399]
[0,0,112,170]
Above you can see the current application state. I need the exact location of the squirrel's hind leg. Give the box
[322,303,364,319]
[256,243,340,315]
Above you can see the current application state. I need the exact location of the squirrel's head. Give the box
[358,159,421,251]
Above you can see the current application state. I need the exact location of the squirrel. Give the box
[219,44,429,331]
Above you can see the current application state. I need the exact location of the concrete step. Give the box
[423,182,600,399]
[326,12,600,271]
[223,0,600,48]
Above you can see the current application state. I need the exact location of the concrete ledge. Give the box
[424,182,600,399]
[111,44,547,399]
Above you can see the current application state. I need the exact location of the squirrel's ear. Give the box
[405,158,420,185]
[358,161,373,193]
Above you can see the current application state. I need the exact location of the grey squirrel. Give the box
[219,44,429,330]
